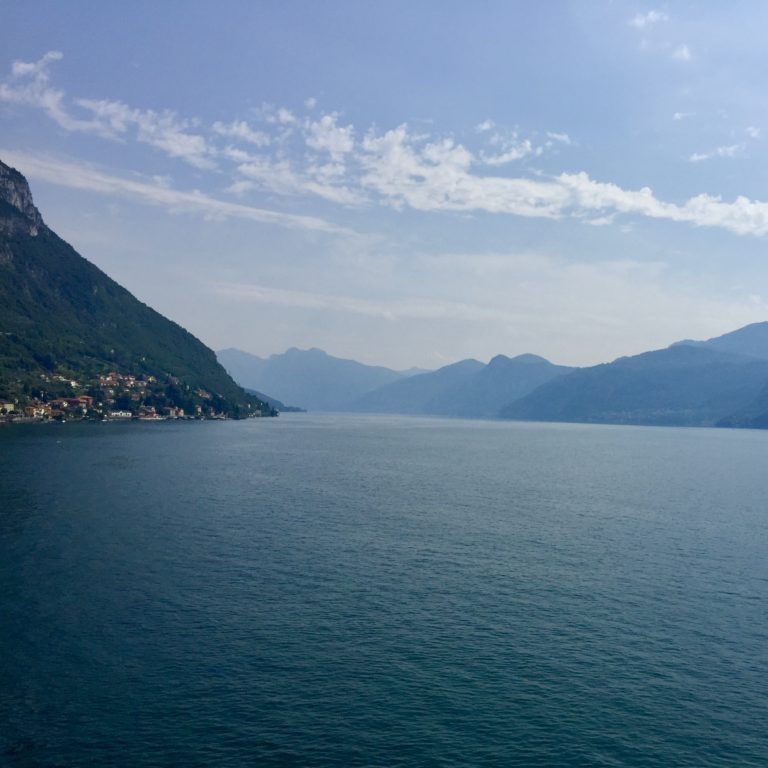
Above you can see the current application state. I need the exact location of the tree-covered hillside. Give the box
[0,159,273,419]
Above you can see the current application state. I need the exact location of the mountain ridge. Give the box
[501,339,768,427]
[221,325,768,429]
[217,346,416,411]
[350,354,573,418]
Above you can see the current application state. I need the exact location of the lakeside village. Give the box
[0,370,262,424]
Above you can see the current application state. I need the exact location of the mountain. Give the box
[351,354,571,417]
[717,382,768,428]
[217,322,768,427]
[217,346,413,411]
[0,159,271,418]
[351,358,485,414]
[673,321,768,360]
[433,353,573,418]
[244,388,305,413]
[500,343,768,427]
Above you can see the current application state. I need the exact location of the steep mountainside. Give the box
[500,344,768,426]
[0,159,271,417]
[217,346,411,411]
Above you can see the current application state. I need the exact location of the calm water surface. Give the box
[1,414,767,766]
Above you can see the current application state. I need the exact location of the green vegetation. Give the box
[0,161,274,420]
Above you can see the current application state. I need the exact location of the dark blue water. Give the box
[1,414,767,766]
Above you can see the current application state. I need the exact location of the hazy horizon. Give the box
[216,318,746,373]
[4,2,768,369]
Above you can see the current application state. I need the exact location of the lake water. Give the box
[1,414,767,766]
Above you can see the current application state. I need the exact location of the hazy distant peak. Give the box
[671,321,768,360]
[217,346,407,410]
[512,353,550,364]
[444,358,485,371]
[486,353,552,368]
[281,347,334,358]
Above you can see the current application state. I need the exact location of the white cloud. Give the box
[7,53,768,239]
[475,119,494,132]
[304,97,317,110]
[236,155,364,206]
[219,145,255,163]
[480,139,535,166]
[224,179,257,196]
[0,51,110,136]
[10,50,63,78]
[629,10,668,28]
[546,131,571,145]
[1,53,216,168]
[77,98,215,169]
[2,150,349,234]
[212,120,270,147]
[584,214,617,227]
[305,114,355,160]
[746,125,761,139]
[673,111,694,121]
[356,125,768,235]
[688,144,742,163]
[673,44,692,61]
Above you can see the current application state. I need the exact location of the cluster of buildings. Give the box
[0,396,192,423]
[0,399,82,419]
[0,370,229,424]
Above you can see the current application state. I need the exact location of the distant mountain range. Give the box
[216,346,573,418]
[0,159,271,418]
[501,341,768,427]
[221,323,768,428]
[350,354,572,417]
[216,347,422,411]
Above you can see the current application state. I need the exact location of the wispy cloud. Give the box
[236,155,364,206]
[629,10,668,29]
[356,125,768,236]
[546,131,571,145]
[688,144,743,163]
[480,139,537,166]
[10,49,63,78]
[212,120,270,147]
[0,50,110,136]
[7,51,768,238]
[76,97,215,169]
[672,43,692,61]
[1,150,350,234]
[0,52,216,168]
[305,113,355,160]
[215,281,518,323]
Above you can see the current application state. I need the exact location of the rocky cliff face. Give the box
[0,160,45,237]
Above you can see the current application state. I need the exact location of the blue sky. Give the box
[3,1,768,368]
